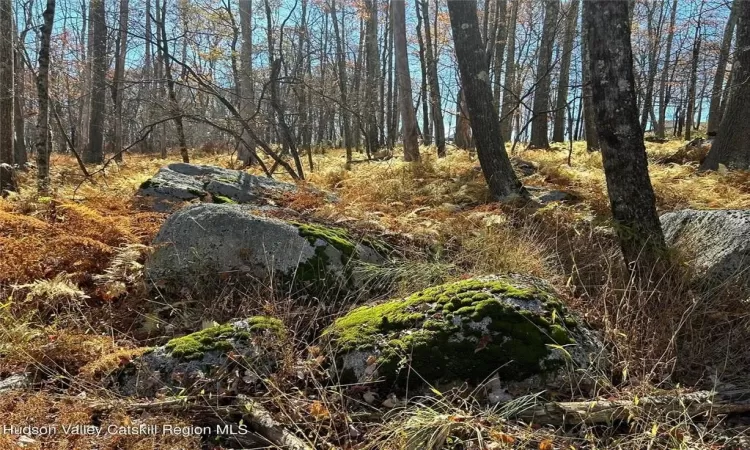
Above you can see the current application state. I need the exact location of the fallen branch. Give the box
[514,390,750,426]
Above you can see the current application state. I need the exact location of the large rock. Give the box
[137,163,300,211]
[661,209,750,288]
[323,275,604,396]
[115,317,283,397]
[146,203,386,295]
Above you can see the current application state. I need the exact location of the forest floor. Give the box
[1,141,750,449]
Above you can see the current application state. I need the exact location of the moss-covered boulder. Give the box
[324,275,604,396]
[116,317,284,397]
[145,203,387,297]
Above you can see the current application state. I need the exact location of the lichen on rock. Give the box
[116,316,284,397]
[324,275,604,394]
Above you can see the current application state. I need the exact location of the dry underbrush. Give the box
[0,143,749,449]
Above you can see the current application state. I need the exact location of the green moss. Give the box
[213,195,236,204]
[294,222,358,258]
[325,277,577,387]
[165,316,284,360]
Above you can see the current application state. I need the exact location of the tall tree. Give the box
[112,0,130,163]
[583,0,666,274]
[36,0,55,192]
[706,0,737,136]
[14,26,26,167]
[420,0,445,157]
[392,0,420,161]
[580,0,598,151]
[552,0,579,142]
[684,14,702,142]
[157,0,189,163]
[499,0,518,141]
[701,0,750,171]
[655,0,678,139]
[0,0,15,193]
[364,0,380,154]
[330,0,353,163]
[84,0,107,164]
[238,0,256,166]
[490,0,507,113]
[447,0,526,200]
[529,0,560,149]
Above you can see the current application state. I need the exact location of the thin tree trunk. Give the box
[552,0,579,142]
[415,0,431,146]
[392,0,420,161]
[84,0,107,164]
[584,0,667,274]
[490,0,507,113]
[0,0,16,193]
[36,0,55,192]
[330,0,353,163]
[238,0,257,166]
[529,0,560,149]
[499,0,518,141]
[13,35,27,166]
[656,0,678,139]
[158,0,189,163]
[685,15,702,142]
[364,0,380,154]
[112,0,130,163]
[447,0,526,200]
[421,0,445,157]
[581,1,599,151]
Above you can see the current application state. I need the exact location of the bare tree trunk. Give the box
[701,0,750,171]
[706,0,737,136]
[499,0,518,141]
[415,0,431,146]
[330,0,353,163]
[0,0,16,193]
[238,0,256,166]
[447,0,526,200]
[455,89,473,150]
[684,17,702,142]
[584,0,666,275]
[392,0,420,161]
[529,0,560,149]
[581,3,599,151]
[158,0,189,163]
[552,0,579,142]
[490,0,507,113]
[14,32,27,166]
[638,2,664,133]
[112,0,130,163]
[656,0,678,139]
[84,0,107,164]
[420,0,445,157]
[36,0,55,193]
[364,0,379,154]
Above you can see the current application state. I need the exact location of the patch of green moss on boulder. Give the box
[165,316,284,360]
[324,275,595,388]
[212,194,236,204]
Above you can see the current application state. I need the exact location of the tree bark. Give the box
[13,31,27,167]
[415,0,431,146]
[364,0,380,154]
[684,18,701,142]
[552,0,579,142]
[36,0,55,193]
[656,0,678,139]
[581,1,599,151]
[529,0,560,149]
[238,0,257,166]
[701,0,750,171]
[447,0,526,200]
[84,0,107,164]
[392,0,420,161]
[706,0,737,137]
[420,0,445,157]
[158,0,189,163]
[0,0,15,182]
[499,0,518,141]
[330,0,353,163]
[584,0,666,275]
[112,0,130,163]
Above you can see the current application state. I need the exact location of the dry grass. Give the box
[1,141,749,449]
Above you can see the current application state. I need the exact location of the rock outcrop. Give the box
[136,163,301,212]
[116,317,284,397]
[145,203,386,296]
[661,209,750,288]
[324,275,604,396]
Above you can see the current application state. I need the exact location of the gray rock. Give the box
[137,163,299,212]
[661,209,750,288]
[145,203,386,295]
[525,186,577,204]
[324,275,605,397]
[116,317,283,397]
[0,373,29,393]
